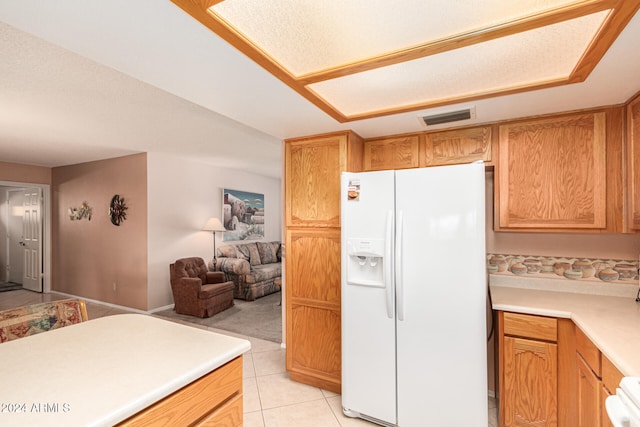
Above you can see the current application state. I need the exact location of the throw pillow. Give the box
[238,243,262,266]
[257,242,277,264]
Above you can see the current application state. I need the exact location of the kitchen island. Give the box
[0,314,251,426]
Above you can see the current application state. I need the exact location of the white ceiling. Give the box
[1,1,640,179]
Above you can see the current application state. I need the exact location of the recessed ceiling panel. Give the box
[307,11,609,117]
[210,0,583,76]
[173,0,640,122]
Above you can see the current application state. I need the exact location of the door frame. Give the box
[1,180,51,293]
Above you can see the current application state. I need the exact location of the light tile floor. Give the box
[1,290,498,426]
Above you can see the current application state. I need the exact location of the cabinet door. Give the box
[285,135,345,228]
[423,126,492,167]
[364,135,419,171]
[503,336,558,427]
[497,112,607,230]
[601,385,613,427]
[627,95,640,230]
[577,354,601,427]
[285,228,341,393]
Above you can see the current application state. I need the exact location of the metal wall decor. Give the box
[109,194,128,226]
[69,201,92,221]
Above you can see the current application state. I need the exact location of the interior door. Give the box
[21,188,42,292]
[7,190,25,284]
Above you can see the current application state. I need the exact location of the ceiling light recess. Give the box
[171,0,640,123]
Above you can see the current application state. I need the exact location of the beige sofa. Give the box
[212,241,281,301]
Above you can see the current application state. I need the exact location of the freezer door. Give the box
[341,170,397,425]
[395,163,488,427]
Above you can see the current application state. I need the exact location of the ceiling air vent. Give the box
[420,107,475,126]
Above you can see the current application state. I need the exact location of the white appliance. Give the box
[341,162,488,427]
[607,377,640,427]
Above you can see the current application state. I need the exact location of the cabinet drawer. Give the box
[576,327,601,377]
[602,355,624,393]
[503,312,557,342]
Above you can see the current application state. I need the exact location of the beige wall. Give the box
[0,161,51,185]
[52,153,148,310]
[146,152,282,310]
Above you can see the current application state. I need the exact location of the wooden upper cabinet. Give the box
[422,126,492,167]
[497,112,607,230]
[627,95,640,231]
[285,131,363,228]
[363,135,420,171]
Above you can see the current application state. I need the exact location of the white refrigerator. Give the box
[341,162,488,427]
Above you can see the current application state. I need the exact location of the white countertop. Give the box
[0,314,251,426]
[490,274,640,377]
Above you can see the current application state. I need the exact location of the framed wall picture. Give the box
[222,189,265,241]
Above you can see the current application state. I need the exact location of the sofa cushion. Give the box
[245,263,281,284]
[217,245,238,258]
[237,243,262,266]
[217,257,250,275]
[257,242,278,264]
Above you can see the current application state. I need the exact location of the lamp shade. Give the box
[202,217,226,232]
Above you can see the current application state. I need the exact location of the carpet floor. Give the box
[154,291,282,343]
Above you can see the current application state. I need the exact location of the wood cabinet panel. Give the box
[363,135,420,171]
[502,336,558,427]
[601,386,614,427]
[497,112,607,230]
[627,95,640,230]
[285,135,345,227]
[601,355,624,395]
[576,326,601,377]
[577,354,601,427]
[284,131,362,393]
[287,304,341,392]
[422,126,492,167]
[118,356,242,426]
[286,229,341,305]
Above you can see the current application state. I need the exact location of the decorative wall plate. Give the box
[109,194,127,226]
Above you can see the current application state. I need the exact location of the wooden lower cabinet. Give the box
[285,228,342,393]
[500,314,559,427]
[601,355,625,427]
[577,354,601,427]
[499,312,627,427]
[498,312,576,427]
[502,336,558,426]
[118,356,243,427]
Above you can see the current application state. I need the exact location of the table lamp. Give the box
[202,217,226,270]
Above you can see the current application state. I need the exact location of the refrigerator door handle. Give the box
[384,210,394,319]
[396,210,405,321]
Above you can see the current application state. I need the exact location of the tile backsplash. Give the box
[487,253,639,284]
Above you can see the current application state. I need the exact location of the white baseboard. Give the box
[50,291,148,314]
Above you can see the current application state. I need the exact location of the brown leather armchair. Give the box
[169,257,234,318]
